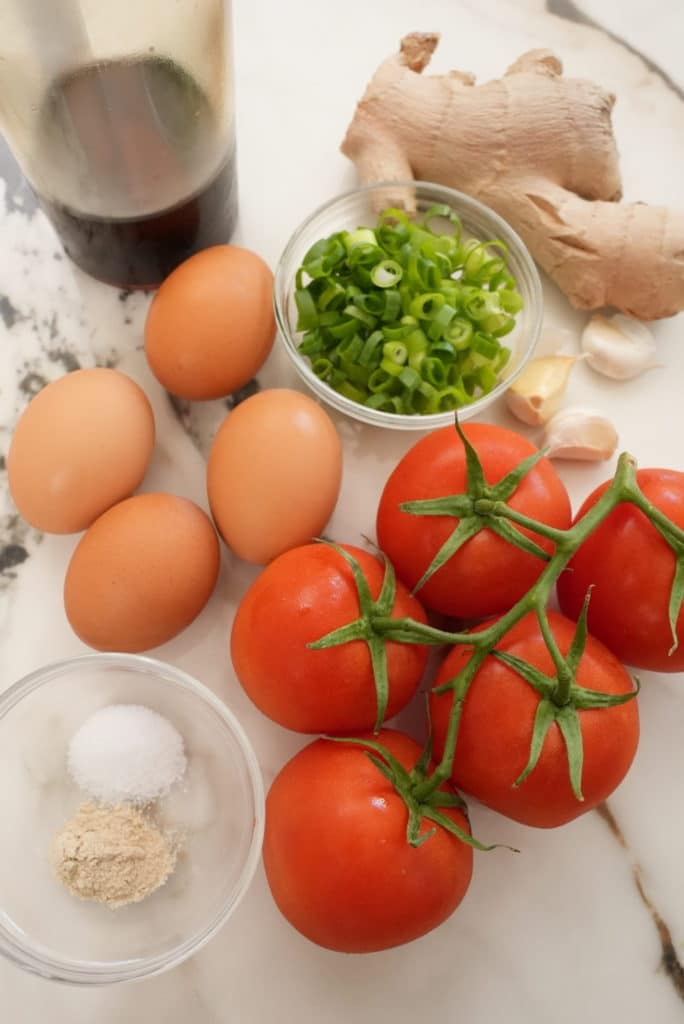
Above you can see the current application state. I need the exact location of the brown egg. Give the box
[64,493,220,652]
[144,244,276,400]
[207,389,343,564]
[7,368,155,534]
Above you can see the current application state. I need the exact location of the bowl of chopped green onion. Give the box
[273,180,542,429]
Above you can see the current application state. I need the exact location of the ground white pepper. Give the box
[52,801,177,908]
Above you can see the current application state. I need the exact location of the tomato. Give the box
[230,543,429,733]
[263,730,473,952]
[557,469,684,672]
[376,423,571,618]
[430,612,639,827]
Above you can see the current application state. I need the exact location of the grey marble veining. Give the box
[547,0,684,99]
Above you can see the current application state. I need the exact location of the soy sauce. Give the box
[35,56,237,288]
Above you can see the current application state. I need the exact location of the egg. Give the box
[144,244,276,400]
[207,389,343,564]
[64,493,220,652]
[7,368,155,534]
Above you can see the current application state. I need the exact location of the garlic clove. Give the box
[543,407,618,462]
[506,355,577,426]
[581,312,660,380]
[539,324,578,357]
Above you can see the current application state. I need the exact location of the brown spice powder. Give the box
[52,801,177,908]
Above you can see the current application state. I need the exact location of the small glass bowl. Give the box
[274,180,542,430]
[0,653,264,985]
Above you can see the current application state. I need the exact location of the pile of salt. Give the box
[67,704,187,805]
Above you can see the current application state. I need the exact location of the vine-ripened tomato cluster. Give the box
[230,419,684,954]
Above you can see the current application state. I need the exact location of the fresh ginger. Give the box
[341,33,684,320]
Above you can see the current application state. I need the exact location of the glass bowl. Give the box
[0,653,264,985]
[273,180,542,430]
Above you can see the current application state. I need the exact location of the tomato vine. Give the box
[311,420,684,848]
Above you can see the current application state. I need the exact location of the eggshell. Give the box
[144,244,276,400]
[64,493,220,652]
[7,368,155,534]
[207,389,343,564]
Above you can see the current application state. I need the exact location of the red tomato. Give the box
[263,730,473,952]
[557,469,684,671]
[376,423,571,618]
[230,543,428,733]
[430,612,639,827]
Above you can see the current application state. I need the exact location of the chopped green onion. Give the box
[444,319,474,349]
[477,364,498,392]
[382,341,408,366]
[422,203,462,241]
[434,386,470,411]
[377,208,411,228]
[482,312,515,338]
[336,380,366,403]
[371,259,403,288]
[295,288,319,330]
[354,292,386,317]
[364,393,404,414]
[381,289,402,322]
[499,289,524,314]
[382,321,415,341]
[358,330,384,366]
[422,357,448,389]
[312,357,334,381]
[406,328,429,371]
[368,367,396,394]
[345,228,377,250]
[344,304,377,330]
[318,281,346,311]
[327,318,358,341]
[337,334,364,362]
[298,330,324,357]
[430,340,457,361]
[293,202,523,416]
[427,303,457,340]
[398,366,421,391]
[410,381,438,414]
[472,333,501,360]
[463,291,499,322]
[376,222,410,252]
[409,292,446,320]
[495,347,512,373]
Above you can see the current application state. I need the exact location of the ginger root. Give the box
[341,34,684,320]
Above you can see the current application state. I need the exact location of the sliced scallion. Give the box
[293,203,523,416]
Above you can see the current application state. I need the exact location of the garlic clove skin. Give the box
[506,355,577,426]
[543,407,618,462]
[581,313,660,380]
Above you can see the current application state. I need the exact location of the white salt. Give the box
[67,704,187,805]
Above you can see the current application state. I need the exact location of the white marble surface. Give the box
[1,0,684,1020]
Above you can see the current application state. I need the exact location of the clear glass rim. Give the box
[0,652,265,986]
[273,179,542,430]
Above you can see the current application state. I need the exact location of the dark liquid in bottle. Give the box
[35,56,237,288]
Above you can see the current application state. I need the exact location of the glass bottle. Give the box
[0,0,238,287]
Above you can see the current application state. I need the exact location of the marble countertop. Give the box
[2,1,684,1020]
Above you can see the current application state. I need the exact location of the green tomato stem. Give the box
[535,606,573,705]
[411,651,486,801]
[488,501,570,546]
[315,444,684,842]
[419,451,660,792]
[372,615,482,647]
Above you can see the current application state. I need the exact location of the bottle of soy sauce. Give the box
[0,0,238,288]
